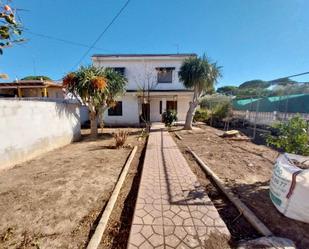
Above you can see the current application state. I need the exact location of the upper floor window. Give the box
[156,67,175,83]
[109,67,125,76]
[108,101,123,116]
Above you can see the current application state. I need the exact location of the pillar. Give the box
[162,98,166,113]
[43,87,48,97]
[17,87,22,97]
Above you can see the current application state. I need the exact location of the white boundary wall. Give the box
[0,99,81,171]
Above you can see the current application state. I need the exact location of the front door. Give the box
[141,103,150,122]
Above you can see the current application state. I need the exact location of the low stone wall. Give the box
[0,99,81,171]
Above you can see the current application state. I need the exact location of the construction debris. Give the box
[220,130,251,141]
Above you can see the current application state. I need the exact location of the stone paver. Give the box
[127,127,230,249]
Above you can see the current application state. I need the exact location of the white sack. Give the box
[269,153,309,223]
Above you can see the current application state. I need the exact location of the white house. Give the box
[92,53,195,126]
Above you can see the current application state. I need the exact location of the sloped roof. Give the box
[0,80,63,88]
[92,53,197,58]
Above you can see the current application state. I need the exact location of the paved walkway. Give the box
[127,127,230,249]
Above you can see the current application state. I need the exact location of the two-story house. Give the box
[92,53,196,126]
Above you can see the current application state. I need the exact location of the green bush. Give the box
[162,110,177,127]
[211,102,231,121]
[199,94,231,109]
[267,116,309,156]
[194,108,208,122]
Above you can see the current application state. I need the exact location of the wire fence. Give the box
[200,82,309,140]
[233,110,309,126]
[229,86,309,139]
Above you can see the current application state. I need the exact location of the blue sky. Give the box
[1,0,309,87]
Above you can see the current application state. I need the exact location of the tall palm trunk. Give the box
[89,111,98,137]
[184,101,198,130]
[184,87,199,130]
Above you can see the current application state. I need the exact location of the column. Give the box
[162,98,166,113]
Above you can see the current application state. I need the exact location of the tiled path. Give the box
[127,127,230,249]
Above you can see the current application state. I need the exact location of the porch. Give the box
[102,91,193,126]
[138,91,193,123]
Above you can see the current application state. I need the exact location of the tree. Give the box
[133,62,157,125]
[0,2,24,55]
[217,85,238,95]
[239,79,269,89]
[63,66,127,137]
[21,76,52,81]
[267,116,309,156]
[269,77,297,86]
[235,87,271,98]
[178,55,222,130]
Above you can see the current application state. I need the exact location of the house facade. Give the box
[92,53,195,126]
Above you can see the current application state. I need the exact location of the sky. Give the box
[1,0,309,87]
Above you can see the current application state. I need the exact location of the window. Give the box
[159,101,162,114]
[166,101,177,112]
[110,67,125,76]
[156,67,174,83]
[108,101,123,116]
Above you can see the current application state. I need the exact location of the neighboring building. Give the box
[0,80,64,99]
[92,53,195,126]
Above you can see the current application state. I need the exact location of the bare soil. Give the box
[0,128,145,249]
[173,125,309,249]
[174,139,260,245]
[99,137,147,249]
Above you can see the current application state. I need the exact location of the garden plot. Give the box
[174,125,309,249]
[0,128,143,249]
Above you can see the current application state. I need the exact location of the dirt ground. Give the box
[99,138,146,249]
[0,128,144,249]
[174,125,309,249]
[174,139,260,245]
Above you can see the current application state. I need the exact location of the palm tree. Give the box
[63,66,127,137]
[178,55,221,130]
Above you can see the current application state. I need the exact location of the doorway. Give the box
[141,103,150,122]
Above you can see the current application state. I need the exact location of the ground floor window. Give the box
[108,101,123,116]
[166,101,177,112]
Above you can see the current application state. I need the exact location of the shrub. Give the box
[113,130,128,148]
[211,102,231,121]
[199,94,232,122]
[162,110,177,127]
[194,108,209,122]
[266,116,309,156]
[199,94,231,109]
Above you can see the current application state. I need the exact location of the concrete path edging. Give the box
[86,146,138,249]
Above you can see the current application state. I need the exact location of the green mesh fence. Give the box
[233,93,309,113]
